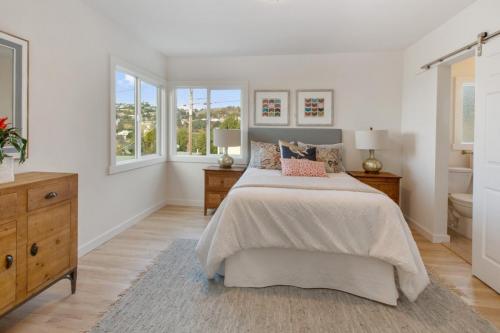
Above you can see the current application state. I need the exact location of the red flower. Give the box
[0,117,7,130]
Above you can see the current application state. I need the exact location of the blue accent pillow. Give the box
[281,145,316,161]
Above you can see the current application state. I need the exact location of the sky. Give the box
[115,71,158,105]
[116,71,241,109]
[176,88,241,109]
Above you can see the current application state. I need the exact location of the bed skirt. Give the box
[219,248,399,306]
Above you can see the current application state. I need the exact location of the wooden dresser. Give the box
[204,166,246,215]
[348,171,401,205]
[0,172,78,317]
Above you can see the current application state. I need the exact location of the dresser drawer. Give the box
[0,221,17,311]
[206,173,240,191]
[0,193,17,221]
[28,179,71,211]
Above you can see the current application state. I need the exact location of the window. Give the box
[170,83,247,162]
[453,78,475,150]
[110,59,166,174]
[460,84,475,144]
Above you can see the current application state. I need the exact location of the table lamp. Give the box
[213,128,240,168]
[355,127,388,174]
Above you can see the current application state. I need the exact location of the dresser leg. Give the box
[68,268,77,294]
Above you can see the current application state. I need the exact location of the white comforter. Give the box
[196,168,429,301]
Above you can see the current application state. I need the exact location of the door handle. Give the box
[5,255,13,269]
[30,243,38,256]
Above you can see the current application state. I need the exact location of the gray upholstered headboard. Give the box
[248,128,342,148]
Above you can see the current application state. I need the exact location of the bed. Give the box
[196,128,429,306]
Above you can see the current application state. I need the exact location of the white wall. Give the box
[0,0,170,254]
[401,0,500,242]
[165,52,404,206]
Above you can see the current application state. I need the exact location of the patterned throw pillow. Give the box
[280,158,327,177]
[279,140,316,161]
[249,141,281,170]
[316,147,345,173]
[298,142,345,173]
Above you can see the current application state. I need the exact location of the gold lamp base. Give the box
[218,148,234,168]
[362,149,382,174]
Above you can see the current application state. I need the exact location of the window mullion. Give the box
[157,87,161,156]
[136,78,142,160]
[206,89,211,156]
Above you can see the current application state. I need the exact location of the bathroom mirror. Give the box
[0,31,29,156]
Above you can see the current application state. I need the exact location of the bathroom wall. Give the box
[449,57,475,168]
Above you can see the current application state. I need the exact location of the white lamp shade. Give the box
[355,129,388,150]
[213,128,241,147]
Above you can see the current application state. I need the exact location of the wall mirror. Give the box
[0,31,28,156]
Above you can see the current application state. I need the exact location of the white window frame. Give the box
[168,81,248,164]
[109,57,167,174]
[452,76,474,151]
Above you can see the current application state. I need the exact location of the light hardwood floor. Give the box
[0,205,499,332]
[442,228,472,264]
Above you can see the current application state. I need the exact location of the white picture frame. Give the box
[296,89,333,126]
[254,90,289,126]
[0,31,29,159]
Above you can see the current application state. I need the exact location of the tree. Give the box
[177,127,188,152]
[219,113,240,129]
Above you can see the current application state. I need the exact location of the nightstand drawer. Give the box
[206,192,227,209]
[206,173,240,191]
[365,182,399,202]
[348,171,401,205]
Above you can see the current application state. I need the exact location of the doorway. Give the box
[438,56,475,264]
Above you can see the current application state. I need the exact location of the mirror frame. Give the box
[0,30,29,159]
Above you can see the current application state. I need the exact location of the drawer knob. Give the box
[45,192,58,199]
[5,255,13,269]
[30,243,38,256]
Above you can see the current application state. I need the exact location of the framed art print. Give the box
[254,90,289,126]
[296,90,334,126]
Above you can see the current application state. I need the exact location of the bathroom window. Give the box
[453,79,475,150]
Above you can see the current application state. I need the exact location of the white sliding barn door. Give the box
[472,37,500,292]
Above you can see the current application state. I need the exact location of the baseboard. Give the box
[405,215,450,243]
[78,199,169,257]
[165,198,203,207]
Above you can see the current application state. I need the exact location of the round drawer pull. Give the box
[30,243,39,256]
[5,255,13,269]
[45,192,58,199]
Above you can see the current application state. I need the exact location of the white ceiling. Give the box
[83,0,476,56]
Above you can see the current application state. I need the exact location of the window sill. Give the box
[168,154,247,165]
[109,155,167,175]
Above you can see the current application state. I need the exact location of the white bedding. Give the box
[196,168,429,302]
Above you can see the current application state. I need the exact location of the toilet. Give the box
[448,167,473,239]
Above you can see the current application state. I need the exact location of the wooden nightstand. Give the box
[348,171,402,205]
[204,166,246,215]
